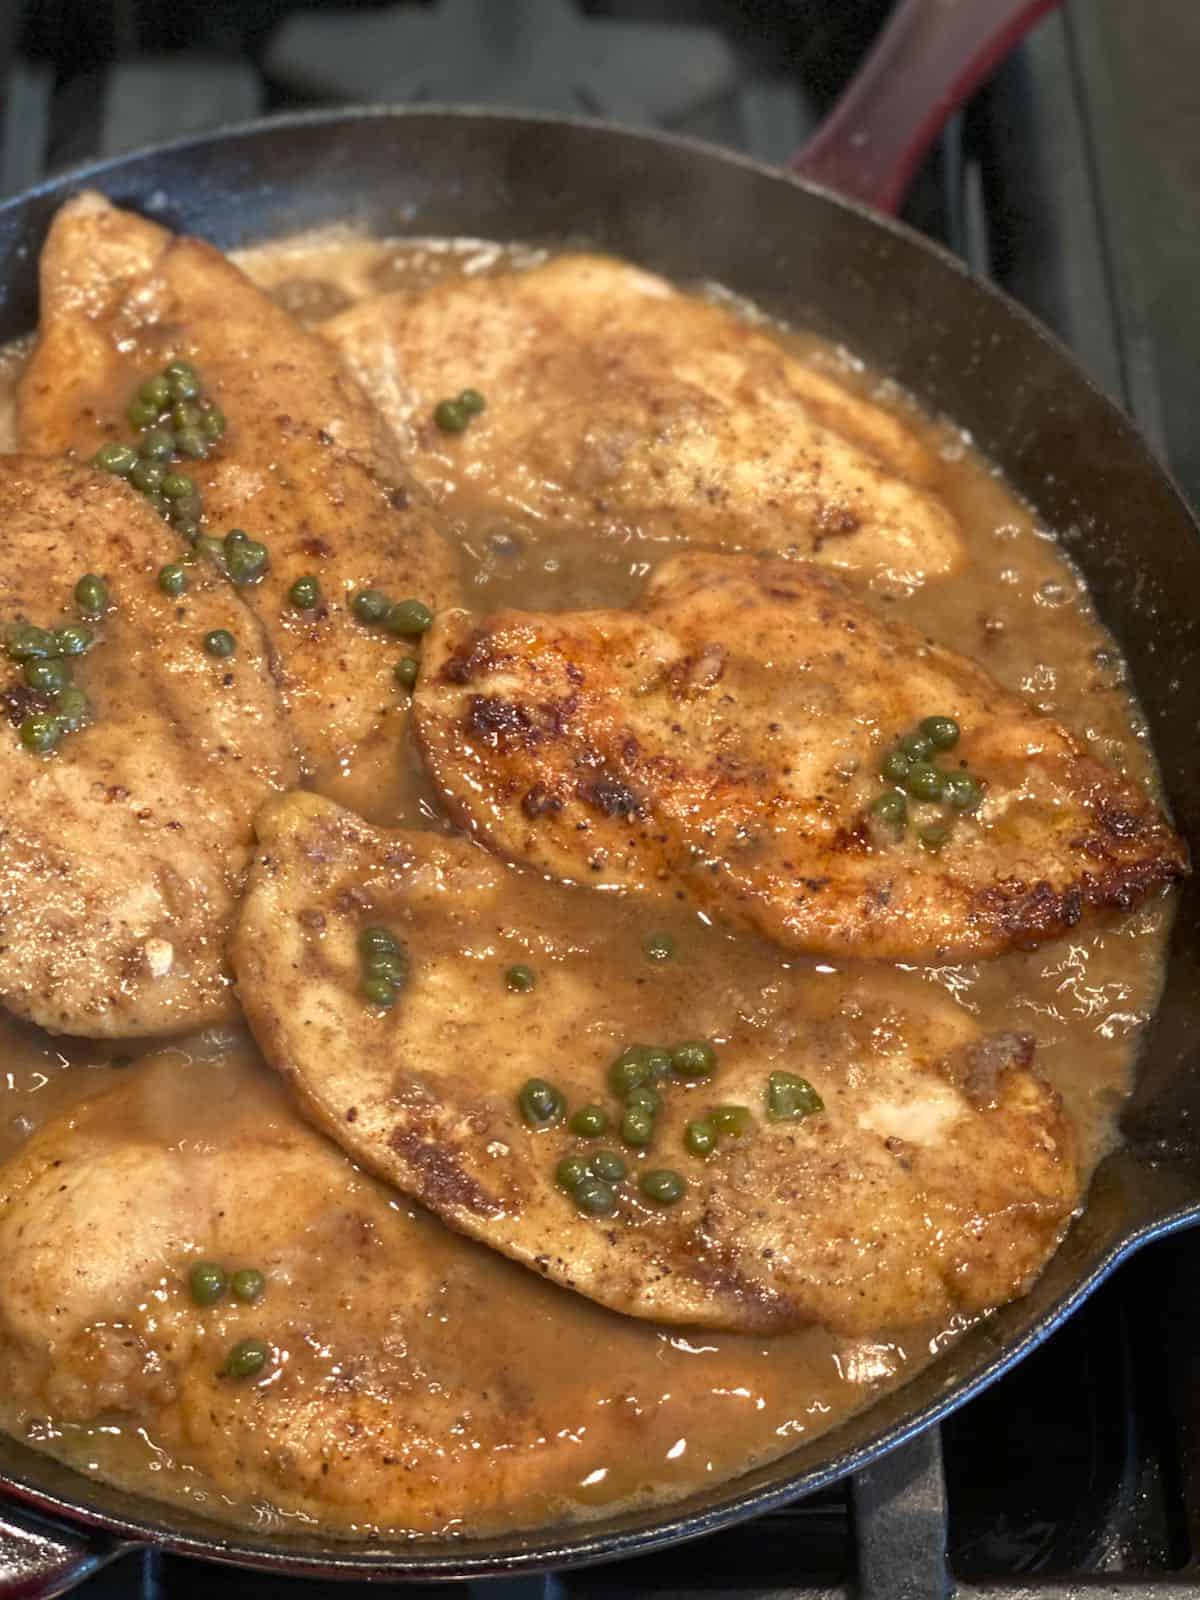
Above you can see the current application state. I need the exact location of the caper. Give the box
[644,1046,674,1083]
[202,628,236,659]
[137,374,171,410]
[871,788,908,826]
[18,714,62,754]
[766,1070,825,1122]
[684,1119,717,1157]
[709,1104,753,1138]
[164,359,201,399]
[459,389,487,416]
[159,563,188,597]
[505,963,536,993]
[569,1104,610,1138]
[363,950,409,987]
[394,655,419,690]
[130,459,166,494]
[175,427,209,460]
[433,398,469,433]
[358,925,400,958]
[189,1261,227,1306]
[220,1338,268,1379]
[230,1268,265,1304]
[74,574,108,619]
[171,402,205,432]
[23,657,71,694]
[200,405,226,440]
[608,1045,651,1099]
[620,1105,655,1147]
[54,625,93,658]
[556,1154,591,1193]
[361,974,396,1009]
[942,771,983,813]
[91,442,138,477]
[671,1039,717,1080]
[53,686,90,731]
[289,575,320,611]
[904,762,945,803]
[880,749,911,785]
[5,624,55,661]
[899,730,933,761]
[920,715,960,751]
[574,1177,617,1217]
[127,396,162,430]
[589,1149,626,1183]
[625,1084,661,1117]
[639,1169,686,1205]
[352,589,391,625]
[225,536,269,586]
[385,598,433,637]
[160,471,195,501]
[138,426,176,463]
[518,1077,565,1128]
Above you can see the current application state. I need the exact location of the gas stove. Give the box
[2,2,1198,1594]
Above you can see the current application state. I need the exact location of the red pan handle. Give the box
[792,0,1062,214]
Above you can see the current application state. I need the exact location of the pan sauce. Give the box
[0,234,1174,1537]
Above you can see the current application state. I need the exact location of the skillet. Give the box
[0,80,1198,1600]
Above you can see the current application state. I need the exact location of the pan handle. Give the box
[791,0,1062,213]
[0,1501,127,1598]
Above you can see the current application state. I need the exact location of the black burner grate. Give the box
[0,3,1198,1595]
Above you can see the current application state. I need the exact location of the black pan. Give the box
[0,104,1198,1592]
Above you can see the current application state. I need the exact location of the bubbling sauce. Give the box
[0,232,1173,1538]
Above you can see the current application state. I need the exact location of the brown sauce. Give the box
[0,232,1174,1539]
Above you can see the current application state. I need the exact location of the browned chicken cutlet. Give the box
[232,791,1081,1337]
[0,1053,648,1535]
[414,554,1187,962]
[18,192,461,802]
[0,456,297,1036]
[323,253,965,583]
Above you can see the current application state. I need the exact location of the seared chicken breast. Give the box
[414,555,1187,962]
[0,456,297,1036]
[233,792,1080,1337]
[18,192,461,802]
[324,253,965,584]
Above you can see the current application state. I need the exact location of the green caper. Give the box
[130,459,166,494]
[54,625,93,658]
[385,598,433,637]
[5,623,56,661]
[225,529,249,547]
[138,374,172,410]
[518,1077,565,1127]
[918,821,953,852]
[459,389,487,416]
[358,925,400,958]
[709,1104,753,1138]
[159,563,188,597]
[684,1119,717,1157]
[196,536,227,571]
[362,950,409,986]
[505,963,536,993]
[289,575,321,611]
[569,1104,610,1138]
[23,657,71,694]
[145,492,171,520]
[171,402,205,432]
[920,715,960,751]
[899,730,933,761]
[589,1149,626,1184]
[556,1155,591,1193]
[620,1105,655,1147]
[574,1177,617,1217]
[200,405,226,440]
[608,1045,651,1099]
[942,771,983,813]
[175,427,209,460]
[880,749,911,785]
[625,1084,661,1117]
[220,1337,268,1379]
[394,655,419,690]
[91,442,138,477]
[202,628,236,659]
[871,789,908,826]
[74,574,109,619]
[671,1039,717,1080]
[164,360,201,401]
[53,686,90,731]
[639,1169,686,1205]
[127,395,162,430]
[644,1046,674,1083]
[904,762,945,802]
[361,973,397,1009]
[225,536,269,586]
[160,471,195,501]
[138,426,176,463]
[352,589,392,624]
[433,398,469,433]
[230,1268,265,1303]
[18,714,62,754]
[644,931,675,962]
[188,1261,227,1306]
[766,1070,825,1122]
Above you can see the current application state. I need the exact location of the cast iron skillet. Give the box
[0,95,1198,1591]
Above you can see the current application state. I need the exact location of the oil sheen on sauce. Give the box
[0,232,1174,1540]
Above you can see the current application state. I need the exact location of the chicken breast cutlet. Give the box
[18,192,460,803]
[414,554,1187,962]
[232,792,1080,1337]
[0,1053,660,1535]
[0,456,297,1036]
[323,253,964,584]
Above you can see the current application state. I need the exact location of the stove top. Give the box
[1,2,1198,1594]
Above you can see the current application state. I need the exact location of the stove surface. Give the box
[1,2,1197,1594]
